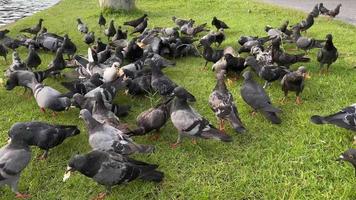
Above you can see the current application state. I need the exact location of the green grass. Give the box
[1,0,356,199]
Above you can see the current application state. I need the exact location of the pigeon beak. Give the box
[304,73,311,79]
[63,166,73,182]
[243,61,248,67]
[117,68,124,77]
[336,155,344,162]
[7,137,11,144]
[168,92,175,97]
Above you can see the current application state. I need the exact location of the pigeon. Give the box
[61,34,77,59]
[4,52,28,77]
[124,14,148,27]
[211,17,229,30]
[77,18,88,34]
[224,53,246,75]
[63,150,163,199]
[132,98,172,138]
[0,29,10,39]
[125,39,144,62]
[20,18,43,35]
[202,44,224,68]
[237,36,270,53]
[281,66,310,105]
[250,46,273,66]
[48,47,66,71]
[271,38,310,67]
[336,149,356,176]
[311,104,356,131]
[319,3,342,18]
[278,20,292,36]
[95,38,107,53]
[199,29,225,47]
[103,46,124,66]
[0,43,8,62]
[131,18,148,35]
[97,45,112,63]
[292,25,324,51]
[150,60,178,96]
[36,30,63,52]
[5,69,56,91]
[8,122,80,159]
[104,20,116,41]
[32,82,71,113]
[259,65,290,88]
[25,44,41,70]
[61,73,103,95]
[172,16,192,27]
[112,26,127,41]
[240,71,282,124]
[310,4,320,17]
[79,109,155,155]
[124,74,153,96]
[103,62,120,83]
[84,32,95,46]
[209,70,246,133]
[170,87,232,147]
[0,136,31,198]
[98,13,106,28]
[317,34,338,74]
[297,13,315,32]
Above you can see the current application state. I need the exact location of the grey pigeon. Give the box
[292,25,324,51]
[104,20,116,41]
[84,32,95,46]
[4,52,28,77]
[317,34,338,74]
[31,82,71,113]
[336,148,356,176]
[79,109,155,155]
[170,87,232,148]
[25,44,41,70]
[124,75,153,96]
[61,73,103,95]
[48,47,66,71]
[240,71,282,124]
[209,71,246,133]
[311,104,356,131]
[61,34,77,59]
[77,18,88,34]
[8,122,80,159]
[150,60,178,96]
[63,150,163,198]
[281,66,309,105]
[130,18,148,35]
[5,69,56,91]
[172,16,192,27]
[20,18,43,35]
[0,135,31,198]
[97,45,112,63]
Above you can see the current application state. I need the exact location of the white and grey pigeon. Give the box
[76,18,88,34]
[170,87,232,148]
[209,70,246,133]
[79,109,155,155]
[63,150,163,199]
[0,134,31,198]
[311,104,356,131]
[4,52,28,77]
[103,62,120,83]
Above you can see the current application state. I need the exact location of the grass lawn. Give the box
[0,0,356,199]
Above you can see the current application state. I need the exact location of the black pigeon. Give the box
[150,61,178,96]
[95,37,107,53]
[292,25,324,51]
[200,29,225,47]
[281,66,309,105]
[240,71,282,124]
[317,34,338,74]
[310,4,320,17]
[0,43,8,62]
[211,17,229,30]
[124,75,153,96]
[63,150,163,198]
[259,65,289,88]
[20,18,43,35]
[0,135,31,198]
[170,87,232,148]
[131,18,148,35]
[98,13,106,28]
[271,38,310,67]
[337,149,356,176]
[97,45,112,63]
[112,26,127,41]
[77,18,88,34]
[61,73,103,95]
[84,32,95,46]
[298,13,315,32]
[124,14,148,27]
[79,109,154,155]
[224,53,246,75]
[202,44,224,67]
[61,34,77,59]
[237,36,270,53]
[25,44,41,70]
[132,98,172,138]
[104,20,116,41]
[278,20,292,36]
[48,47,66,71]
[311,104,356,131]
[209,71,246,133]
[125,39,143,62]
[8,122,80,159]
[319,3,342,18]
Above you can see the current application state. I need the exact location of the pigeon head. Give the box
[68,154,86,171]
[76,18,82,23]
[242,71,253,80]
[8,123,34,144]
[171,87,196,102]
[337,148,356,176]
[243,56,257,67]
[39,18,44,22]
[5,74,18,90]
[297,66,310,79]
[272,37,281,46]
[224,53,234,61]
[264,25,272,32]
[79,109,92,121]
[51,97,71,111]
[216,70,226,80]
[326,34,333,41]
[72,93,85,108]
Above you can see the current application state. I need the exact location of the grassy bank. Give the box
[0,0,355,199]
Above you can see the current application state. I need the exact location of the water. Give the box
[261,0,356,25]
[0,0,61,27]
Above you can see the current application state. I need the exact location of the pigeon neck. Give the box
[151,65,163,76]
[325,39,335,50]
[84,115,102,131]
[292,28,301,40]
[214,77,227,92]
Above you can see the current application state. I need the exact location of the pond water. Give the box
[261,0,356,25]
[0,0,61,27]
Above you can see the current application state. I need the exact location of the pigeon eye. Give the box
[349,155,353,159]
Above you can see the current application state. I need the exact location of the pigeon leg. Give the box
[250,110,257,117]
[326,64,331,74]
[319,64,324,75]
[52,112,58,117]
[92,192,106,200]
[295,96,302,105]
[191,138,197,145]
[219,119,225,132]
[38,150,49,160]
[263,81,269,89]
[40,107,46,113]
[149,130,161,141]
[15,193,31,199]
[171,134,182,148]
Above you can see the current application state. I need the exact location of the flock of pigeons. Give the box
[0,2,355,199]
